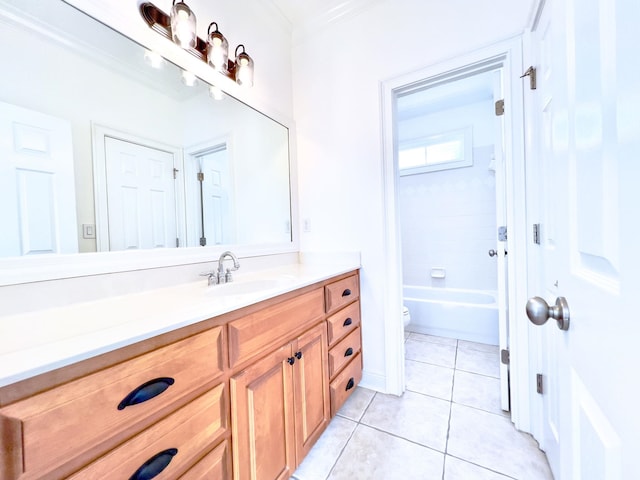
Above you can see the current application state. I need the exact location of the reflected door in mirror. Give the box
[104,137,178,250]
[0,101,78,257]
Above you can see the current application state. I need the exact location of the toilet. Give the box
[402,305,411,328]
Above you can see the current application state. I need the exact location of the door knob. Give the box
[488,249,497,257]
[525,296,570,331]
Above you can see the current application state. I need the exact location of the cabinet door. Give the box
[231,345,295,480]
[292,322,330,461]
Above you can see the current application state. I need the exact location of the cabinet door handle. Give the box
[343,318,353,327]
[342,288,352,297]
[287,357,296,365]
[344,347,354,357]
[129,448,178,480]
[345,377,355,391]
[118,377,175,410]
[294,351,303,360]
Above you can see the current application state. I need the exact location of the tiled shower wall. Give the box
[398,98,498,291]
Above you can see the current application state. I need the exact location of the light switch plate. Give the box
[82,224,96,239]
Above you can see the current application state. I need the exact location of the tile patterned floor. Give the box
[291,333,554,480]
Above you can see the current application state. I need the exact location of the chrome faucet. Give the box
[201,251,241,286]
[217,250,240,284]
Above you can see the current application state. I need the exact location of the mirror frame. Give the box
[0,0,299,286]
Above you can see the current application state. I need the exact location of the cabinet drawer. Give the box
[326,301,361,346]
[179,440,231,480]
[328,327,361,379]
[324,274,359,314]
[228,288,324,368]
[69,384,228,479]
[0,327,225,480]
[329,353,362,417]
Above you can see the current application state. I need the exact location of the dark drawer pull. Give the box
[295,351,303,360]
[287,356,296,365]
[342,288,352,297]
[343,318,353,327]
[129,448,178,480]
[344,347,354,357]
[118,377,175,410]
[345,377,355,391]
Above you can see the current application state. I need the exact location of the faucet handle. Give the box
[200,271,219,286]
[225,268,234,283]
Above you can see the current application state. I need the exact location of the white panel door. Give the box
[0,101,77,257]
[104,137,177,251]
[492,70,510,412]
[197,146,235,246]
[529,0,639,478]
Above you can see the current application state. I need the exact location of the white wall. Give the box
[399,99,498,291]
[292,0,533,388]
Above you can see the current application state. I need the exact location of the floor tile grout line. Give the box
[351,421,449,457]
[445,453,520,480]
[322,419,361,480]
[441,340,457,479]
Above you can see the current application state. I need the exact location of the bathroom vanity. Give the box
[0,266,362,480]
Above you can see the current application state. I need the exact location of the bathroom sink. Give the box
[210,278,288,297]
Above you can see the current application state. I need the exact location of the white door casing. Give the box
[528,0,563,474]
[381,39,530,422]
[527,0,640,477]
[0,101,78,257]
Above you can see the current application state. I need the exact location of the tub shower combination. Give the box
[403,286,499,345]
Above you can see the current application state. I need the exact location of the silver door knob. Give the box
[488,249,497,257]
[525,296,570,331]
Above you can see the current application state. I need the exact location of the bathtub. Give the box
[403,286,499,345]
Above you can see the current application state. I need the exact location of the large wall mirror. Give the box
[0,0,292,264]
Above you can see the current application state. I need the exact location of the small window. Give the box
[398,127,472,175]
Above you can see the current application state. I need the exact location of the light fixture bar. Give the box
[140,2,206,63]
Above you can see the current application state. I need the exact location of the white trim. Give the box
[380,36,532,430]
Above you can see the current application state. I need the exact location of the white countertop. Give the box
[0,261,359,388]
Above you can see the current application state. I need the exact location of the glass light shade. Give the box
[206,22,229,74]
[234,45,254,87]
[209,85,224,100]
[181,70,197,87]
[143,49,165,69]
[170,1,196,49]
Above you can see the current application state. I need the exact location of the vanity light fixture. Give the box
[209,85,224,100]
[140,2,255,87]
[170,0,197,49]
[233,45,254,88]
[143,49,165,69]
[181,70,198,87]
[206,22,229,74]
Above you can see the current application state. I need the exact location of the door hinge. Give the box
[498,226,507,242]
[533,223,541,245]
[536,373,544,394]
[197,172,204,182]
[501,349,510,365]
[173,168,179,179]
[495,99,505,116]
[521,66,537,90]
[176,237,180,248]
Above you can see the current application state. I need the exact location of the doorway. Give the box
[395,67,510,411]
[381,38,532,430]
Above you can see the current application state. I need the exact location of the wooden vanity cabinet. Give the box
[0,269,360,480]
[324,274,363,416]
[230,321,329,480]
[0,327,226,480]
